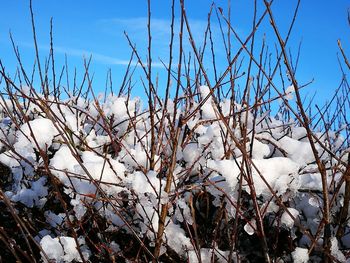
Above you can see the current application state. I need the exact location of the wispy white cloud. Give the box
[52,45,166,68]
[16,15,231,71]
[18,42,165,68]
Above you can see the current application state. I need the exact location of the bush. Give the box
[0,1,349,262]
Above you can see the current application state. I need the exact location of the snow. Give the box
[110,241,121,253]
[330,237,346,262]
[244,219,256,235]
[281,208,300,228]
[0,86,348,262]
[278,135,316,165]
[50,146,96,198]
[50,145,79,180]
[188,248,229,263]
[102,96,134,136]
[249,139,270,159]
[182,143,201,166]
[40,235,90,263]
[175,198,193,225]
[208,156,300,197]
[15,118,58,151]
[207,159,240,189]
[121,142,149,169]
[127,170,163,196]
[199,85,217,119]
[11,187,42,207]
[285,85,295,100]
[41,235,64,261]
[135,200,160,237]
[71,197,87,220]
[80,150,126,184]
[11,177,48,207]
[308,196,320,207]
[45,211,65,227]
[250,157,300,196]
[165,221,193,255]
[291,247,309,263]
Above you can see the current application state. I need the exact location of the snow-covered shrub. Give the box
[0,1,349,262]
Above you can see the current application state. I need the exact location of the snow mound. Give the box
[0,86,347,262]
[40,235,90,263]
[291,247,309,263]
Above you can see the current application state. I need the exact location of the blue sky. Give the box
[0,1,349,106]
